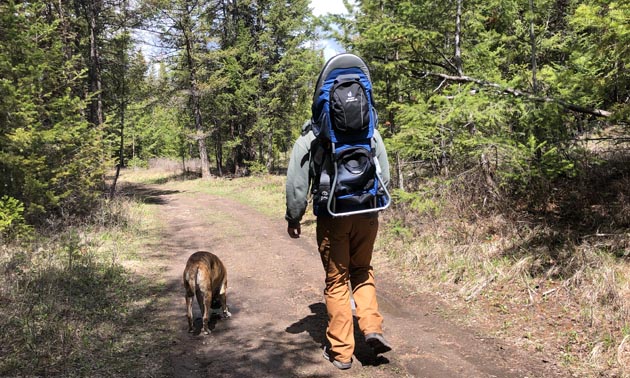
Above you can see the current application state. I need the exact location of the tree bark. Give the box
[396,152,404,190]
[266,128,274,172]
[182,6,211,179]
[110,43,127,199]
[215,133,223,177]
[454,0,463,76]
[480,152,499,199]
[86,0,104,128]
[528,0,538,94]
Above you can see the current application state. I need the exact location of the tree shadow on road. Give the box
[286,302,389,367]
[286,303,328,348]
[117,182,182,205]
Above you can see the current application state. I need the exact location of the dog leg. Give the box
[195,288,204,318]
[185,295,194,332]
[219,280,231,319]
[202,292,212,335]
[184,274,196,333]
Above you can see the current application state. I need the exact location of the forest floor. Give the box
[116,174,571,378]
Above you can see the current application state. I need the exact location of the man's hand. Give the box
[287,224,301,238]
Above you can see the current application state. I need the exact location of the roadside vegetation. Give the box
[379,144,630,377]
[117,156,630,377]
[0,165,287,377]
[0,190,173,377]
[1,157,629,376]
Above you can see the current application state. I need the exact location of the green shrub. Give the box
[0,196,32,240]
[127,157,148,169]
[245,160,269,176]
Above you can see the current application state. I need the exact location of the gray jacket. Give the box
[285,121,390,226]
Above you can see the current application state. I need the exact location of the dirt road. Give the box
[132,182,566,377]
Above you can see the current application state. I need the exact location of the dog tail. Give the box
[184,265,198,297]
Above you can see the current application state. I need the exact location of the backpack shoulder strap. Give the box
[311,138,325,166]
[301,119,313,136]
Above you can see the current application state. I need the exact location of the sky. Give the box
[310,0,350,17]
[310,0,354,59]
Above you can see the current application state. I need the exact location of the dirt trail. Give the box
[135,183,567,378]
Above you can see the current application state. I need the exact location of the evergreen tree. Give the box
[255,0,320,171]
[333,0,626,199]
[204,0,319,175]
[148,0,217,178]
[0,0,105,222]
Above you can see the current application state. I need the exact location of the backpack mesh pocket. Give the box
[334,146,376,207]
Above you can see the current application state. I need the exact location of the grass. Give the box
[120,162,630,376]
[3,158,630,377]
[378,169,630,377]
[0,195,171,377]
[117,168,287,219]
[178,175,286,219]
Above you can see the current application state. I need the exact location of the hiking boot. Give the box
[365,333,392,355]
[322,346,352,370]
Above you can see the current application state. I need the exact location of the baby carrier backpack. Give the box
[310,53,390,217]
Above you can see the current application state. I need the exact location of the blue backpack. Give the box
[310,53,390,217]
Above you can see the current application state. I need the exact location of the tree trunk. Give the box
[439,126,450,176]
[480,153,499,199]
[197,136,210,178]
[396,152,404,190]
[109,11,130,199]
[454,0,463,76]
[86,0,103,128]
[109,85,125,199]
[56,1,74,66]
[528,0,538,94]
[182,12,211,179]
[215,134,223,177]
[266,129,273,172]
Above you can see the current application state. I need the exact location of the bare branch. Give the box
[434,79,447,92]
[410,70,612,118]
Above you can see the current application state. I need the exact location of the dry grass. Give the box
[381,217,630,376]
[379,146,630,377]
[0,195,171,377]
[112,154,630,376]
[6,154,629,376]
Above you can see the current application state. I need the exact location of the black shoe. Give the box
[323,346,352,370]
[365,333,392,355]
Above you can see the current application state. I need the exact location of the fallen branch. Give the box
[583,232,629,238]
[465,274,496,302]
[576,137,630,142]
[411,70,612,118]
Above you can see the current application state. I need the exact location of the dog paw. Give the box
[222,310,232,319]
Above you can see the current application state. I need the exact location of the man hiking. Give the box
[285,112,392,370]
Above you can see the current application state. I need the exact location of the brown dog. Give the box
[183,251,231,334]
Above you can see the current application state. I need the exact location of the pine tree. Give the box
[207,0,319,175]
[147,0,217,178]
[0,0,105,222]
[333,0,624,199]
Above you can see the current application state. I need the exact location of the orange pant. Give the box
[316,214,384,363]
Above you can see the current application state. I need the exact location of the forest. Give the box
[1,0,629,376]
[1,0,628,226]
